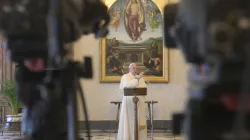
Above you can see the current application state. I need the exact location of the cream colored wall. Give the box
[74,0,187,121]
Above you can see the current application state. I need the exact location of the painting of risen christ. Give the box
[101,0,168,83]
[124,0,146,41]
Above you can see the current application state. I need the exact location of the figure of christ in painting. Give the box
[124,0,146,41]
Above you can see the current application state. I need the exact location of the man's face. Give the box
[129,64,137,75]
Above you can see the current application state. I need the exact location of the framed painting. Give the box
[100,0,168,83]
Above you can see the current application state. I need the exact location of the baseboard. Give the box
[78,120,172,131]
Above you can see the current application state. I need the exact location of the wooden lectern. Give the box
[124,87,147,140]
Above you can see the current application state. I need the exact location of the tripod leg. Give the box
[66,79,79,140]
[76,79,91,139]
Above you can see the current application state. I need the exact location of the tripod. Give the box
[59,59,92,140]
[0,0,109,139]
[43,0,92,139]
[17,58,92,140]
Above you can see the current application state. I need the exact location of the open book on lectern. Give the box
[123,87,147,96]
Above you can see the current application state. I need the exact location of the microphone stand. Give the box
[145,81,154,140]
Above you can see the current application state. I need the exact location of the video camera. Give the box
[0,0,109,62]
[0,0,110,140]
[164,0,250,140]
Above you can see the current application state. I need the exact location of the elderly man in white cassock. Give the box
[117,63,147,140]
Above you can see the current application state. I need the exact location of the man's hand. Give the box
[138,72,144,79]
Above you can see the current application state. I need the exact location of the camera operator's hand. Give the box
[24,58,45,72]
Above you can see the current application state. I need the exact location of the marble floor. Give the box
[0,130,183,140]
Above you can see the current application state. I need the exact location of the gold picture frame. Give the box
[100,0,169,83]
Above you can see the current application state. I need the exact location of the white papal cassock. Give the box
[117,73,147,140]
